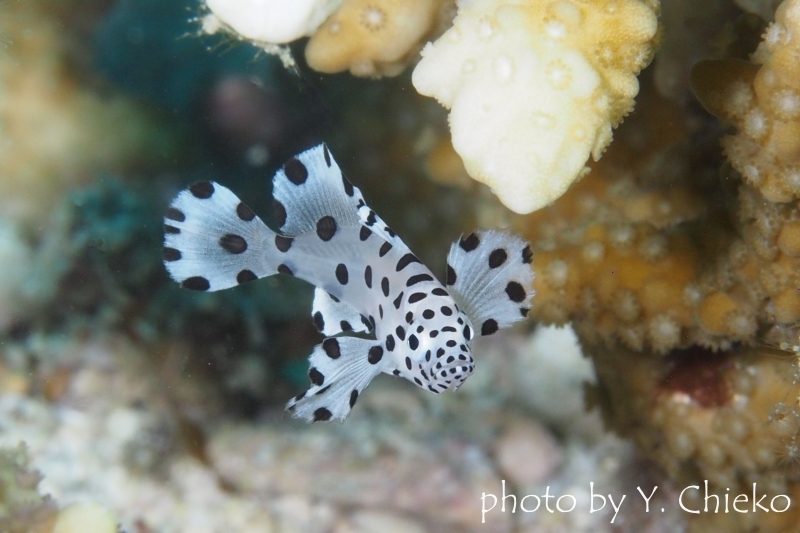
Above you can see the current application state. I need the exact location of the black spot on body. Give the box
[366,211,377,226]
[405,312,413,324]
[275,235,293,252]
[481,319,499,336]
[521,307,530,317]
[393,292,404,309]
[237,270,257,284]
[393,369,401,376]
[165,207,185,222]
[220,234,248,254]
[446,264,457,285]
[340,320,352,331]
[459,233,480,252]
[386,335,395,351]
[446,340,457,348]
[360,226,372,241]
[442,327,456,333]
[447,356,455,363]
[335,263,349,285]
[368,346,384,364]
[309,367,324,386]
[313,311,325,331]
[381,277,390,297]
[349,389,358,408]
[323,144,332,167]
[414,377,423,386]
[329,292,339,302]
[322,338,341,359]
[182,276,210,291]
[273,200,287,228]
[505,281,526,302]
[395,326,405,340]
[408,335,419,350]
[385,227,396,238]
[522,244,533,264]
[437,348,445,357]
[396,253,420,272]
[342,175,354,196]
[284,157,308,185]
[365,265,372,288]
[422,309,434,319]
[315,385,331,396]
[489,248,508,268]
[379,304,383,318]
[430,330,439,338]
[189,181,214,199]
[164,224,180,234]
[463,325,472,340]
[432,288,448,297]
[316,216,337,241]
[278,264,293,276]
[313,407,332,422]
[379,242,392,257]
[405,357,412,370]
[440,306,452,316]
[163,247,181,262]
[237,202,256,221]
[408,292,427,304]
[406,274,434,286]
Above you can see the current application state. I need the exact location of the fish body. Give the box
[163,144,534,422]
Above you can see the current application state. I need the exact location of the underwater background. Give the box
[2,0,800,531]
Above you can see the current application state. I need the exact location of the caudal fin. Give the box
[163,181,277,292]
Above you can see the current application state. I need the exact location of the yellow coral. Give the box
[305,0,454,76]
[412,0,660,214]
[589,343,800,532]
[691,0,800,203]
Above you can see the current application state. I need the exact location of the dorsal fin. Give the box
[271,144,365,237]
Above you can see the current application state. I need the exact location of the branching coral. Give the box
[203,0,344,44]
[588,344,800,531]
[412,0,661,214]
[306,0,456,76]
[692,0,800,204]
[508,0,800,522]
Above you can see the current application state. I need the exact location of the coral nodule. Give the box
[412,0,661,214]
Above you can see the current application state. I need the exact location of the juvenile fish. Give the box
[163,144,534,422]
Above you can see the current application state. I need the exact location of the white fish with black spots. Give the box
[163,144,534,422]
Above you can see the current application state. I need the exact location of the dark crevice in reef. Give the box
[659,345,733,408]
